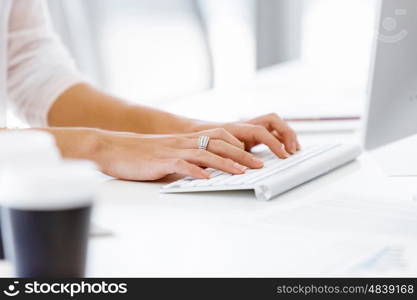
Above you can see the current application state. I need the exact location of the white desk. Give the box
[2,62,417,278]
[83,132,417,277]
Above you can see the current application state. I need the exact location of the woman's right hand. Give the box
[51,128,265,181]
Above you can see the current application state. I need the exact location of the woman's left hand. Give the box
[192,113,301,159]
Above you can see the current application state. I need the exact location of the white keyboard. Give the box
[161,143,362,201]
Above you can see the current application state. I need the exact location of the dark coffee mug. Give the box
[2,204,92,277]
[0,161,98,278]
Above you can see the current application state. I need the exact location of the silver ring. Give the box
[198,136,210,150]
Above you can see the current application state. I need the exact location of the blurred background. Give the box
[9,0,378,125]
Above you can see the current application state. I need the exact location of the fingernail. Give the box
[199,171,210,179]
[281,144,290,157]
[251,156,264,167]
[290,142,297,154]
[286,145,295,154]
[233,162,247,172]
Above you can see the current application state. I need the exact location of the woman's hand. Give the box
[192,113,301,158]
[51,128,265,181]
[46,112,299,181]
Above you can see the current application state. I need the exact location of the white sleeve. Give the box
[7,0,85,126]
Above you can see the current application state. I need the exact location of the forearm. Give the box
[48,83,198,134]
[42,127,101,161]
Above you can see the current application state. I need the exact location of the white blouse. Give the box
[0,0,83,127]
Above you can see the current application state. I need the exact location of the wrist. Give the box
[79,128,105,161]
[46,128,103,162]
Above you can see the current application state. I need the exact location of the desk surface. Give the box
[1,133,416,278]
[84,133,417,277]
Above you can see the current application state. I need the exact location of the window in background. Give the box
[89,0,211,106]
[301,0,378,89]
[199,0,256,88]
[91,0,256,104]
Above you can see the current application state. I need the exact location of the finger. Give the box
[207,139,264,169]
[179,138,263,169]
[249,113,301,154]
[273,129,300,154]
[180,149,248,174]
[250,126,290,159]
[187,128,244,150]
[246,114,270,125]
[269,118,299,154]
[166,159,210,179]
